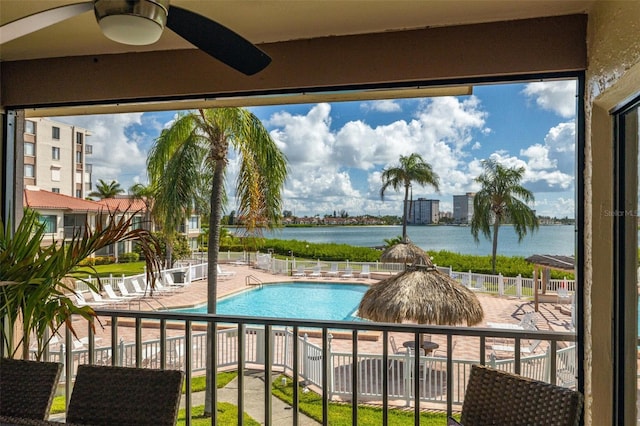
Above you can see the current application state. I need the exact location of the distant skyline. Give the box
[53,79,577,218]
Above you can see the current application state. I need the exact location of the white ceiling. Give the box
[1,0,595,62]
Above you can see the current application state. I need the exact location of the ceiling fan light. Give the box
[94,0,169,46]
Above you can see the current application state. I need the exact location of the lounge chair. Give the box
[309,265,323,278]
[340,267,354,279]
[66,364,183,426]
[74,291,109,308]
[487,312,536,330]
[470,277,485,291]
[104,284,137,301]
[326,262,340,277]
[358,264,370,279]
[216,264,236,279]
[491,337,542,354]
[453,364,583,426]
[292,265,307,277]
[389,336,409,354]
[0,358,63,420]
[89,288,125,306]
[118,280,146,298]
[131,278,151,296]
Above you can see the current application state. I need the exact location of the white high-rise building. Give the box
[453,192,475,224]
[23,118,93,198]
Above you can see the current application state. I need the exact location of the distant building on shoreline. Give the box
[407,198,439,225]
[453,192,475,224]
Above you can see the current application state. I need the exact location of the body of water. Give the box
[174,282,368,321]
[234,225,576,257]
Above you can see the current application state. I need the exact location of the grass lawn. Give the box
[75,261,147,277]
[177,403,260,426]
[272,375,451,425]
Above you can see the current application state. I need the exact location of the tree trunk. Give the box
[204,157,226,418]
[491,221,500,273]
[402,184,410,242]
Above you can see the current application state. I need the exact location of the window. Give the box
[76,151,82,164]
[25,120,35,134]
[76,189,82,198]
[132,216,144,230]
[51,188,60,193]
[51,167,61,181]
[38,215,57,233]
[52,126,60,139]
[24,142,35,156]
[76,132,83,144]
[24,164,34,178]
[189,216,199,230]
[52,147,60,160]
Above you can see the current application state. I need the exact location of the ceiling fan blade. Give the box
[0,2,93,44]
[166,5,271,76]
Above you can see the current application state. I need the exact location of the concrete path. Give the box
[186,371,319,425]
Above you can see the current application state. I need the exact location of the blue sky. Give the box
[54,79,577,218]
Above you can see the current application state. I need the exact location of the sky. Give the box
[53,79,577,218]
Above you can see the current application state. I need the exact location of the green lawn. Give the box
[75,261,147,277]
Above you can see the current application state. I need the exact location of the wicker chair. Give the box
[0,358,63,420]
[67,364,184,426]
[454,364,583,426]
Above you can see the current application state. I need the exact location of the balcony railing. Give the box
[39,308,575,425]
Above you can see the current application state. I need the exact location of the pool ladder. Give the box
[245,275,263,288]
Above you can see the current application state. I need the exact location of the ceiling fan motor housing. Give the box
[94,0,170,45]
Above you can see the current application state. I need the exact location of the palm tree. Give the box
[147,108,287,417]
[89,179,125,199]
[470,158,539,273]
[380,153,440,242]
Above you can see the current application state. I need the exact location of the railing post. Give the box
[404,350,411,406]
[256,328,265,364]
[498,273,504,295]
[302,333,309,381]
[516,274,522,298]
[328,333,334,400]
[468,270,472,287]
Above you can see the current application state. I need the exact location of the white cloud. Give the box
[522,80,576,118]
[361,100,402,113]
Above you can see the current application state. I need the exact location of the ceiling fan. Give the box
[0,0,272,75]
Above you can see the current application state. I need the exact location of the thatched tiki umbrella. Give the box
[380,237,430,265]
[359,257,484,327]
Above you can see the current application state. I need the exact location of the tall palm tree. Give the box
[380,153,440,242]
[147,108,287,417]
[471,158,539,273]
[89,179,125,199]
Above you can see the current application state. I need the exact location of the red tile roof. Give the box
[97,197,148,212]
[24,188,104,212]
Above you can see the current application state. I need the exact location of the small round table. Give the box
[402,340,440,355]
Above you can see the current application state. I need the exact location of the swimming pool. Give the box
[174,282,368,321]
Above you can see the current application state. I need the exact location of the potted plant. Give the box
[0,208,162,360]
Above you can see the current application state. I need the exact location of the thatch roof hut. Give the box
[358,257,484,326]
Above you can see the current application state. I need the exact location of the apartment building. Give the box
[407,198,439,225]
[453,193,475,224]
[23,118,93,198]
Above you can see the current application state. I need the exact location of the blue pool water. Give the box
[174,282,368,321]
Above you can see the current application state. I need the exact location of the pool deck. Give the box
[73,262,574,363]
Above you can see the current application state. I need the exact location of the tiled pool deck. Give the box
[74,262,574,362]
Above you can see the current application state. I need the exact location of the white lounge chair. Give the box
[89,288,125,306]
[104,284,137,301]
[326,262,340,277]
[340,268,354,279]
[470,277,485,291]
[216,264,236,280]
[292,265,307,277]
[131,279,152,296]
[118,281,146,298]
[309,265,323,278]
[491,337,542,354]
[74,292,109,308]
[358,264,370,279]
[487,312,537,330]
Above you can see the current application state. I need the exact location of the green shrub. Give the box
[118,252,139,263]
[93,256,115,265]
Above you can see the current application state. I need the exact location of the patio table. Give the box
[403,340,439,355]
